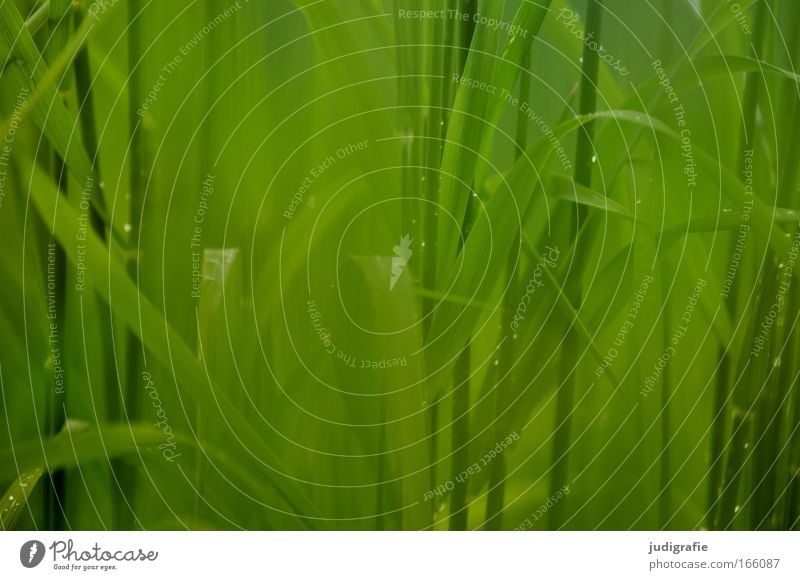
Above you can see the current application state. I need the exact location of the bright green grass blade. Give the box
[0,467,44,530]
[434,0,505,280]
[472,0,552,188]
[0,0,111,226]
[24,1,51,34]
[46,0,73,63]
[545,173,635,220]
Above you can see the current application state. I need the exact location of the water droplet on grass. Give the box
[123,223,132,233]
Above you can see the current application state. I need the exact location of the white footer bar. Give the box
[2,531,798,578]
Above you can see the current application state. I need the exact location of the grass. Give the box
[0,0,799,531]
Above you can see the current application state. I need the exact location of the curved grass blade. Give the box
[0,0,112,230]
[434,0,505,281]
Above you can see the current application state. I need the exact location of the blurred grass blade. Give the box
[20,154,325,526]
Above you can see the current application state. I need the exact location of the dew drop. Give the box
[591,155,597,163]
[123,223,132,233]
[734,505,740,513]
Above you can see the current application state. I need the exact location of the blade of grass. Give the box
[715,0,771,530]
[484,46,532,529]
[426,109,677,392]
[0,0,112,232]
[549,0,603,529]
[448,345,470,530]
[433,0,504,282]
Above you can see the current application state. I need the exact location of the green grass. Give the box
[0,0,799,531]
